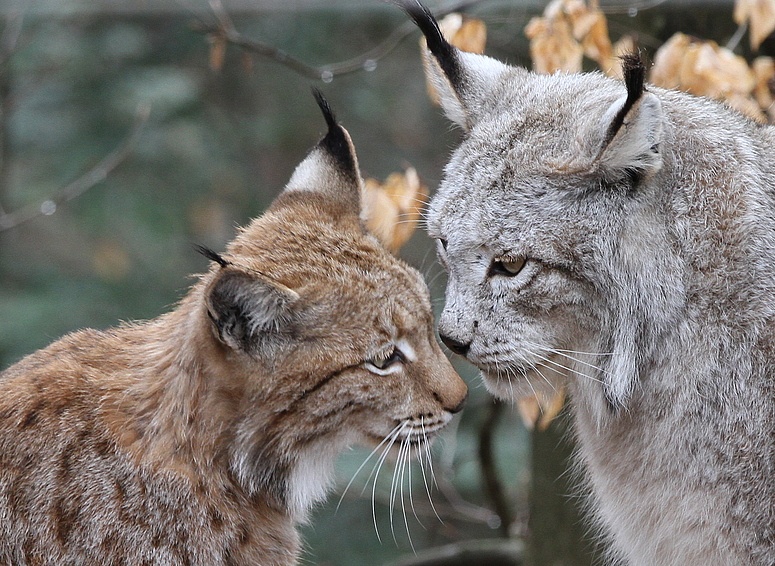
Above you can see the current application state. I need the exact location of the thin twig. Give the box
[726,20,748,52]
[0,104,151,232]
[434,464,503,527]
[595,0,671,14]
[478,399,513,537]
[195,0,485,81]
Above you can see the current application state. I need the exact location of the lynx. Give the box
[0,91,467,566]
[404,2,775,564]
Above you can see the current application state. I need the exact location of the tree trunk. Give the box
[527,410,595,566]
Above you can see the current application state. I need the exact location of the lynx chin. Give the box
[0,91,467,566]
[404,1,775,564]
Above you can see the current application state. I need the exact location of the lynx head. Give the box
[197,90,467,516]
[404,1,685,421]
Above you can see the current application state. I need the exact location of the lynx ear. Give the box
[205,267,299,353]
[598,54,663,181]
[282,89,363,217]
[402,0,509,130]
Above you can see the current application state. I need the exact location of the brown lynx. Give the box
[0,92,467,565]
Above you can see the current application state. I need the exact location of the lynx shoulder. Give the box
[0,92,467,566]
[405,1,775,564]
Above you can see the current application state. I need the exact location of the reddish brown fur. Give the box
[0,115,466,565]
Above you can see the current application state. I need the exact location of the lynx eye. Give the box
[490,258,527,277]
[365,347,405,374]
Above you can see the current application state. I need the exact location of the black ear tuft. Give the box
[194,244,230,268]
[312,87,337,133]
[399,0,463,88]
[604,53,647,145]
[311,88,358,184]
[621,53,646,100]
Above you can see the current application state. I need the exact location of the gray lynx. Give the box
[0,92,467,565]
[405,2,775,564]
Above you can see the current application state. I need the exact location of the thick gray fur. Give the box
[408,2,775,564]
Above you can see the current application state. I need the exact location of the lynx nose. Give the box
[439,333,470,357]
[448,391,468,414]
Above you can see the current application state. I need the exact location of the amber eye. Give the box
[490,258,526,277]
[366,347,404,372]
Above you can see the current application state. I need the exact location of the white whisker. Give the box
[370,422,406,543]
[415,440,441,523]
[420,418,438,490]
[337,422,402,512]
[399,437,416,552]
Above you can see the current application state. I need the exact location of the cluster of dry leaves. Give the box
[417,0,775,429]
[525,0,775,123]
[362,168,427,254]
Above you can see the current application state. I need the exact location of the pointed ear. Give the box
[204,267,299,353]
[281,89,363,217]
[402,0,510,130]
[598,54,664,181]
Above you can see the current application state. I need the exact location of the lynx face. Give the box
[215,206,468,517]
[406,3,683,418]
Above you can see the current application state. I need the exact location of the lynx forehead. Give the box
[406,1,775,564]
[0,90,467,565]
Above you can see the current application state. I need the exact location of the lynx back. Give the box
[405,2,775,564]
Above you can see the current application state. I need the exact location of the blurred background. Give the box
[0,0,768,564]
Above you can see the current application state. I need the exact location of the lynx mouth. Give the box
[478,363,546,402]
[399,425,441,446]
[366,416,448,449]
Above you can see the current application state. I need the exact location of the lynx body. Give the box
[0,94,467,565]
[405,2,775,564]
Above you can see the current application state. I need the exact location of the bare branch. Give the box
[392,538,524,566]
[0,104,151,232]
[195,0,485,81]
[478,399,513,537]
[726,20,749,52]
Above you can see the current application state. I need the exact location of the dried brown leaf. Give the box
[441,13,487,54]
[734,0,775,50]
[579,11,613,66]
[526,0,614,75]
[516,387,567,431]
[651,33,766,122]
[362,168,428,254]
[649,33,688,90]
[525,14,583,74]
[753,56,775,120]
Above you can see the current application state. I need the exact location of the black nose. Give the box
[439,333,471,357]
